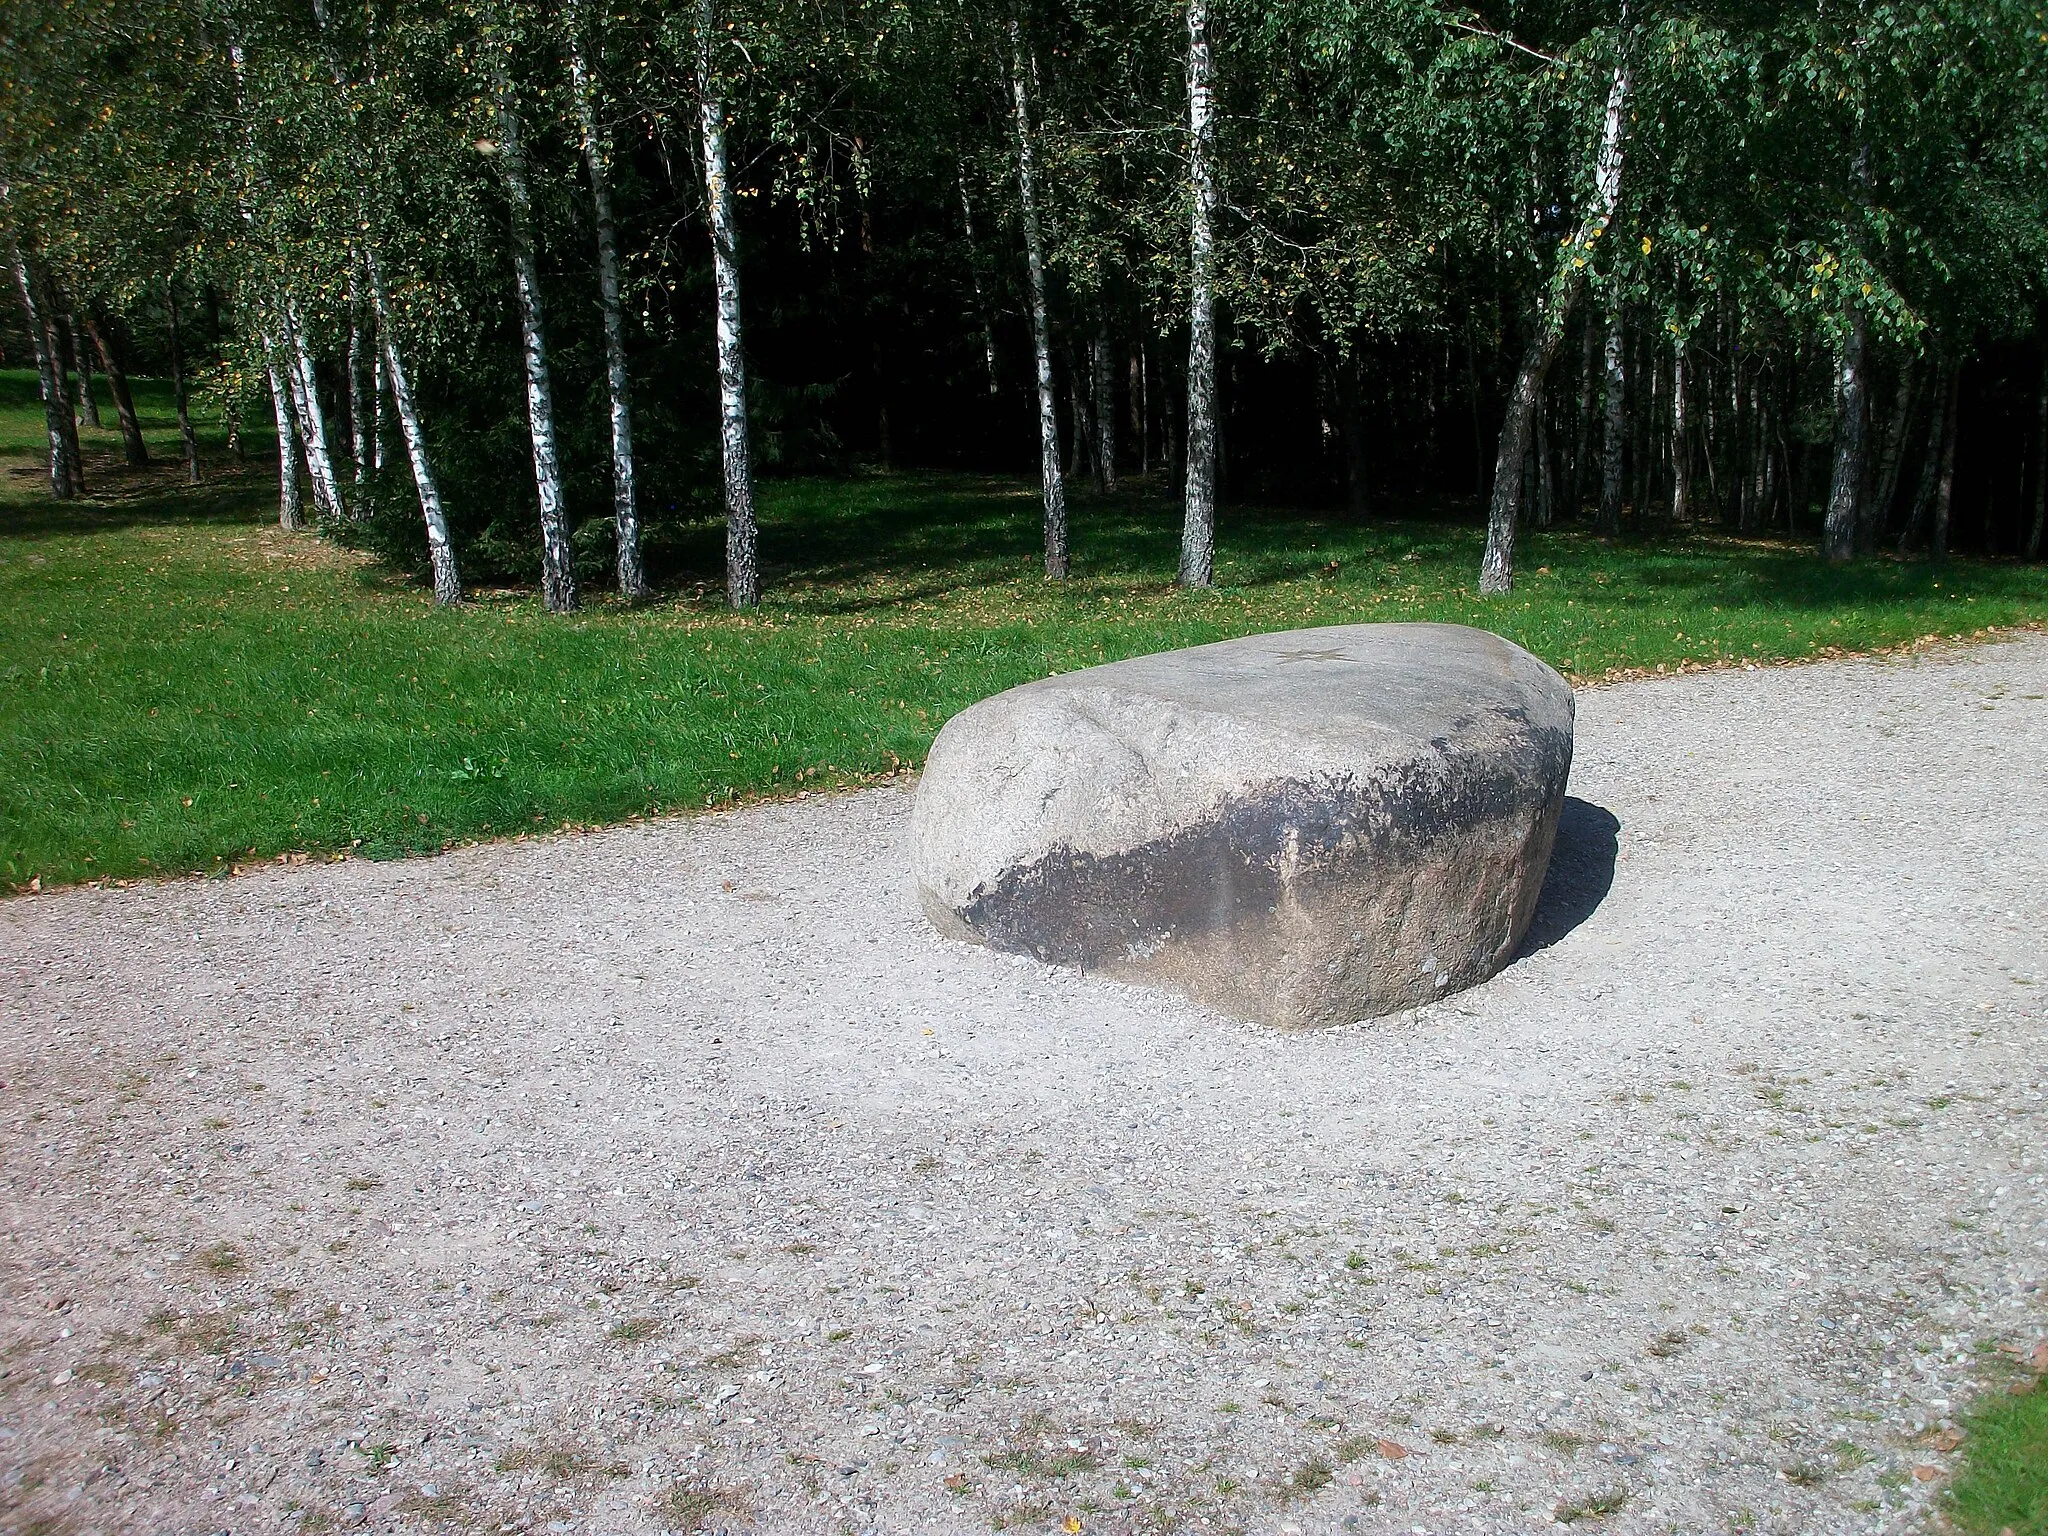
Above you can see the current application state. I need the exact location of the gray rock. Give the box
[911,622,1572,1026]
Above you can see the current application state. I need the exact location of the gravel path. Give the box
[3,635,2044,1536]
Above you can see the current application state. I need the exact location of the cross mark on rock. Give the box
[1275,648,1352,663]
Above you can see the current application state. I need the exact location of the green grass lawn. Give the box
[1950,1375,2048,1536]
[4,367,2046,890]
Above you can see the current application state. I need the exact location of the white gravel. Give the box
[2,634,2044,1536]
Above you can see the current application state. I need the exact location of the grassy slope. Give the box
[4,368,2046,889]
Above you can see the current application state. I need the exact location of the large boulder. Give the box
[911,622,1573,1027]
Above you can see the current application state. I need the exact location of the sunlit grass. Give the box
[4,370,2044,890]
[1948,1377,2048,1536]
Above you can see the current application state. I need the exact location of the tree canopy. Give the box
[4,0,2043,599]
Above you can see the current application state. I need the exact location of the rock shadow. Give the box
[1517,797,1620,956]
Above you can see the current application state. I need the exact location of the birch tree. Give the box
[66,319,101,428]
[568,0,648,601]
[1479,43,1632,594]
[302,0,467,593]
[694,0,759,608]
[1821,147,1872,562]
[8,236,78,499]
[1669,333,1691,522]
[490,45,577,613]
[83,308,148,465]
[1599,302,1626,532]
[1179,0,1217,588]
[346,292,372,495]
[1092,323,1116,491]
[1820,298,1869,560]
[278,299,344,513]
[266,361,307,529]
[1007,18,1067,580]
[364,247,461,604]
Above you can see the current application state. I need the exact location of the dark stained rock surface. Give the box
[911,623,1574,1026]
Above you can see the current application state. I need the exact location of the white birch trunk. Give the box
[1866,362,1916,552]
[364,248,460,605]
[1093,323,1116,492]
[38,279,84,493]
[1600,302,1627,533]
[1479,50,1631,593]
[1180,0,1218,586]
[280,299,346,517]
[494,59,578,612]
[1008,19,1068,579]
[266,356,306,530]
[1823,143,1875,561]
[9,240,75,499]
[569,13,648,601]
[697,0,759,608]
[68,318,102,428]
[85,310,150,466]
[1821,299,1868,561]
[373,359,387,474]
[347,282,371,496]
[1670,336,1690,522]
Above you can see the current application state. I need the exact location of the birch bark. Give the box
[266,360,306,530]
[86,311,148,464]
[695,0,759,608]
[1008,19,1067,579]
[38,278,84,493]
[279,299,346,516]
[1670,337,1690,522]
[493,57,578,612]
[306,10,458,574]
[1180,0,1218,586]
[569,11,648,601]
[9,242,75,499]
[373,352,386,474]
[1599,302,1627,534]
[1479,51,1631,592]
[1865,362,1915,553]
[1821,299,1869,561]
[1092,323,1116,491]
[377,322,459,602]
[66,317,101,428]
[347,297,371,495]
[363,249,460,604]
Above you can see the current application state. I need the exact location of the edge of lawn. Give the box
[9,616,2043,901]
[1944,1347,2048,1536]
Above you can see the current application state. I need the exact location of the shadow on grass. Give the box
[1518,797,1621,957]
[743,472,1484,603]
[3,438,2024,625]
[1520,522,1990,612]
[0,455,274,540]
